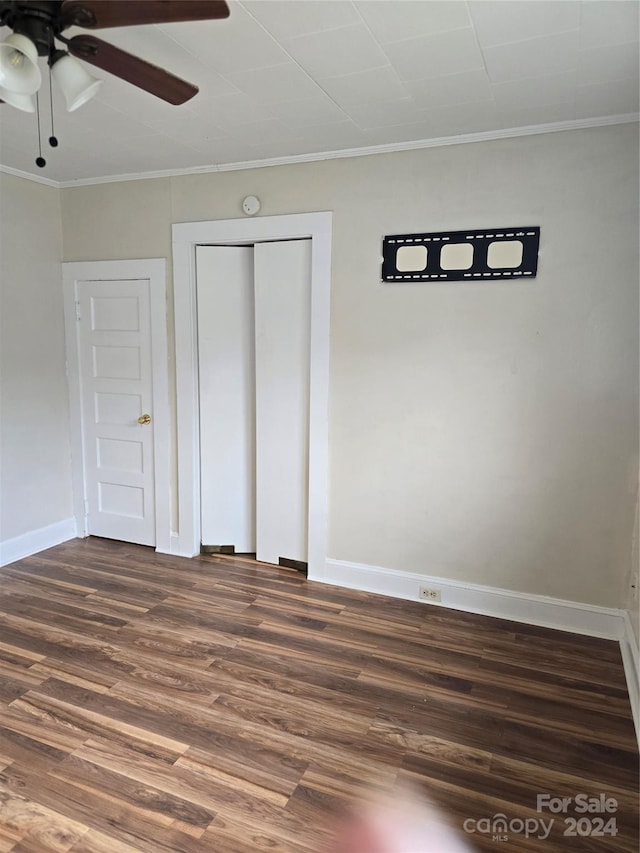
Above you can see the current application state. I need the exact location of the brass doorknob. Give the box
[137,414,151,425]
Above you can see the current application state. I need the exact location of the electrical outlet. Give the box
[631,572,639,601]
[419,586,441,603]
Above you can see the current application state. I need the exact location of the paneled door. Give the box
[76,279,156,546]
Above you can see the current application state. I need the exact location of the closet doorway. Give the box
[196,240,311,567]
[172,212,332,582]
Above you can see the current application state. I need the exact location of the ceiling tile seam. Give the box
[209,60,360,114]
[571,5,640,56]
[231,2,448,127]
[231,1,358,121]
[466,13,497,92]
[481,26,582,53]
[215,64,355,120]
[155,22,245,97]
[353,3,477,50]
[490,68,580,87]
[306,65,413,125]
[578,39,640,60]
[362,21,485,51]
[147,19,240,76]
[35,113,638,189]
[454,14,498,115]
[578,0,585,54]
[236,0,362,41]
[576,73,640,89]
[265,18,421,133]
[349,0,409,81]
[85,92,194,140]
[356,22,489,106]
[343,1,414,106]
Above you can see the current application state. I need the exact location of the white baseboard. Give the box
[319,558,640,746]
[0,518,78,567]
[320,558,624,639]
[620,610,639,743]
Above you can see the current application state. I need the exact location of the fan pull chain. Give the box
[48,67,58,148]
[35,92,46,168]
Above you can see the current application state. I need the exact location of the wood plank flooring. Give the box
[0,537,637,852]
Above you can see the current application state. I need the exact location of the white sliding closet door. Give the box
[254,240,311,565]
[196,246,256,551]
[196,240,311,565]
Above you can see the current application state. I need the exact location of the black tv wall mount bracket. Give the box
[382,227,540,283]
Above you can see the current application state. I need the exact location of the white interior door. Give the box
[197,240,311,564]
[254,240,311,564]
[196,246,256,551]
[77,279,156,546]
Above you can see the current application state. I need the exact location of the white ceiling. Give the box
[0,0,638,185]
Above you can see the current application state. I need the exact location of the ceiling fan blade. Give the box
[60,1,229,30]
[67,35,198,105]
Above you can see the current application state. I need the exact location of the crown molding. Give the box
[0,163,60,188]
[2,113,637,190]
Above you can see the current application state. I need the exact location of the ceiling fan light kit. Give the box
[50,49,101,111]
[0,31,41,93]
[0,83,34,111]
[0,0,230,166]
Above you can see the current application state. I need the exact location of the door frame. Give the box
[172,212,332,581]
[62,259,171,552]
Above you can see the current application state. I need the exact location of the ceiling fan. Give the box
[0,0,230,112]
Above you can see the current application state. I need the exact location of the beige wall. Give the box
[61,123,639,608]
[0,172,73,541]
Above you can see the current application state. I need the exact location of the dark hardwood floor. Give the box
[0,538,637,852]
